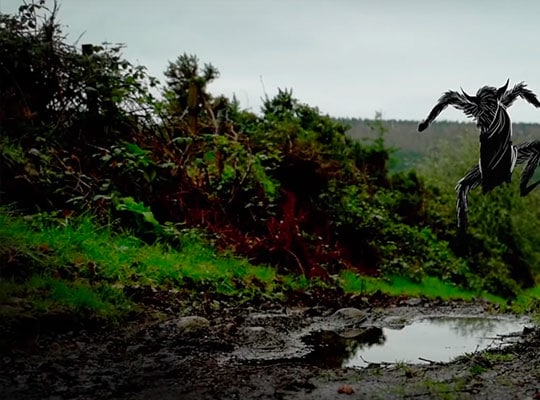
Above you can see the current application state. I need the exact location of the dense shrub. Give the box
[419,134,539,294]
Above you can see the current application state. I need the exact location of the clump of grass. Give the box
[419,378,466,400]
[338,270,505,304]
[510,286,540,314]
[479,351,516,363]
[0,209,307,320]
[24,276,131,319]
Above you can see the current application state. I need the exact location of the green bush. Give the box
[418,133,538,294]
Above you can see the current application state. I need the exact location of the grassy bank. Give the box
[0,209,286,321]
[1,209,538,326]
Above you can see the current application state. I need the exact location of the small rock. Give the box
[383,316,408,329]
[349,294,369,306]
[220,322,237,335]
[405,297,422,306]
[339,328,369,338]
[125,344,144,354]
[339,326,383,341]
[176,316,210,336]
[337,384,354,394]
[331,308,367,324]
[239,326,284,348]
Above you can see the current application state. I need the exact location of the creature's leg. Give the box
[454,165,482,229]
[515,141,540,196]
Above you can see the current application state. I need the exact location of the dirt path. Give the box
[1,299,539,400]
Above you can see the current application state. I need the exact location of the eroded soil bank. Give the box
[1,296,539,400]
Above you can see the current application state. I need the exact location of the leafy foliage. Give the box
[1,1,538,302]
[419,134,540,296]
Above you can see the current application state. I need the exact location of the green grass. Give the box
[1,208,539,324]
[0,209,306,320]
[509,286,540,314]
[417,378,466,400]
[339,270,540,316]
[339,271,484,301]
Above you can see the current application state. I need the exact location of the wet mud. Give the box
[1,299,539,399]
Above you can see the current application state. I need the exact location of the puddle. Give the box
[305,316,528,368]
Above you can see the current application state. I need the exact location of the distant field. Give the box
[390,149,424,171]
[342,118,540,170]
[339,118,540,174]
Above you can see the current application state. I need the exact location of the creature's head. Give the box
[461,79,509,108]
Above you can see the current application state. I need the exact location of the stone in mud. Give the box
[331,308,367,325]
[338,326,382,340]
[382,316,408,329]
[337,384,355,394]
[240,326,285,348]
[405,297,422,306]
[176,316,210,336]
[218,322,237,335]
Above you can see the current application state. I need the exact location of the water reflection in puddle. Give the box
[305,317,527,368]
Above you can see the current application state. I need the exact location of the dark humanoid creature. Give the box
[418,80,540,229]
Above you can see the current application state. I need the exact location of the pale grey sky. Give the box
[3,0,540,122]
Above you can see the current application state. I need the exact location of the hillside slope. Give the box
[344,118,540,150]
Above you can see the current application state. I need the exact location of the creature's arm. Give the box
[418,91,476,132]
[501,82,540,108]
[454,166,482,230]
[516,141,540,196]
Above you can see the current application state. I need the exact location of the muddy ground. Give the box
[1,295,539,400]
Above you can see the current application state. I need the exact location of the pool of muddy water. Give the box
[306,316,529,368]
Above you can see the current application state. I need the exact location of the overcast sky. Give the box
[3,0,540,122]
